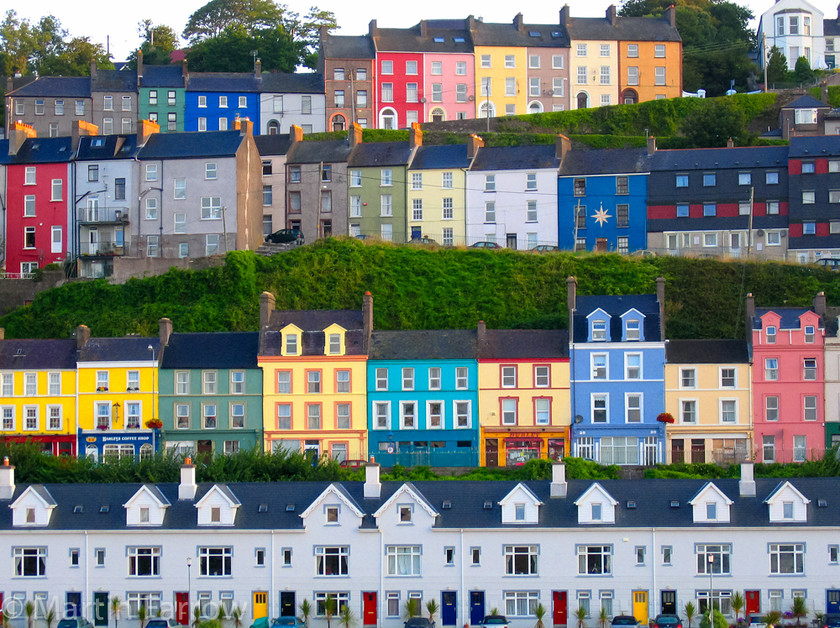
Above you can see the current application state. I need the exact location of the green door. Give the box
[93,592,108,627]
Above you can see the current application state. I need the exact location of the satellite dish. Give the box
[574,415,583,424]
[757,229,765,236]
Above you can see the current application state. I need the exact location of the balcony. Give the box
[78,208,130,225]
[80,240,125,257]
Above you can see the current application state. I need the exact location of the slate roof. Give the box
[566,16,680,42]
[75,135,140,161]
[187,74,260,92]
[573,293,662,343]
[789,136,840,158]
[0,339,77,370]
[261,308,366,357]
[348,142,414,167]
[261,329,366,357]
[137,131,244,160]
[286,139,353,164]
[410,144,472,170]
[321,35,376,59]
[471,21,568,47]
[469,144,560,171]
[650,145,790,171]
[255,134,293,157]
[753,307,821,330]
[369,330,477,360]
[91,69,137,92]
[560,148,650,176]
[160,332,259,369]
[3,137,73,164]
[374,23,473,53]
[139,65,186,88]
[825,18,840,37]
[260,73,324,93]
[480,330,569,359]
[2,477,838,530]
[665,339,749,364]
[77,337,161,362]
[7,76,90,98]
[782,94,830,110]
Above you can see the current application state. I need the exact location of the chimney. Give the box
[606,5,618,26]
[745,293,755,344]
[822,81,829,103]
[560,5,571,26]
[137,50,144,80]
[814,291,826,318]
[727,137,734,148]
[137,119,160,145]
[260,291,276,330]
[8,122,36,156]
[467,134,484,159]
[178,457,197,500]
[235,118,254,136]
[364,463,381,499]
[182,59,189,87]
[567,276,577,334]
[739,462,756,497]
[409,122,423,150]
[550,462,567,498]
[556,133,571,161]
[255,58,262,79]
[159,318,173,347]
[0,328,4,340]
[664,4,676,27]
[420,20,428,38]
[5,76,11,93]
[349,122,363,147]
[0,457,15,500]
[90,61,97,79]
[656,277,666,341]
[513,13,525,31]
[646,136,657,155]
[477,320,487,357]
[290,124,304,144]
[76,324,91,349]
[363,291,374,353]
[72,120,98,151]
[369,19,379,37]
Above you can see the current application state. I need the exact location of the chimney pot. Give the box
[550,462,568,498]
[179,459,197,500]
[739,462,756,497]
[364,463,381,498]
[0,458,15,500]
[159,318,173,347]
[647,136,657,154]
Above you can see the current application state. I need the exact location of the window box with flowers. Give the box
[96,424,109,431]
[656,412,675,424]
[96,386,109,392]
[145,419,163,429]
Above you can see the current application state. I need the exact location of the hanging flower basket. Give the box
[145,419,163,429]
[656,412,675,424]
[96,424,109,431]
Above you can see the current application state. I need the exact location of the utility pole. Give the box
[747,186,754,259]
[763,33,768,92]
[572,199,582,249]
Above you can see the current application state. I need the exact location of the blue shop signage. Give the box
[78,430,158,459]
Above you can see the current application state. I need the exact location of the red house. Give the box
[371,39,425,130]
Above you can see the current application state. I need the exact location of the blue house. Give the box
[185,73,261,133]
[568,276,667,464]
[558,147,650,253]
[367,330,479,467]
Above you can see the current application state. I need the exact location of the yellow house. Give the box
[0,334,78,455]
[75,325,161,460]
[258,292,370,461]
[567,37,619,109]
[477,326,571,466]
[664,340,753,464]
[406,136,483,245]
[472,36,528,118]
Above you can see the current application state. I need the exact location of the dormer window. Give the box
[285,334,299,355]
[26,508,35,523]
[328,333,341,354]
[211,507,221,523]
[140,507,150,523]
[399,505,413,523]
[783,501,794,519]
[326,505,339,523]
[592,503,602,520]
[515,503,526,521]
[766,326,776,344]
[625,319,641,340]
[804,326,815,343]
[706,503,717,520]
[592,320,607,341]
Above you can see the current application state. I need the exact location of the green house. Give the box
[137,65,187,132]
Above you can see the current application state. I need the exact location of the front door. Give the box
[671,439,684,463]
[485,439,499,467]
[197,440,212,455]
[470,591,485,626]
[661,591,676,615]
[280,592,296,617]
[596,238,608,252]
[411,226,422,240]
[552,591,567,626]
[827,590,840,613]
[65,593,81,618]
[633,591,648,624]
[253,592,268,621]
[176,593,189,626]
[441,592,457,626]
[745,591,760,614]
[93,592,109,627]
[691,439,705,463]
[506,233,517,249]
[363,592,377,626]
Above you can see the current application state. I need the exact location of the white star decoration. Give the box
[592,206,612,226]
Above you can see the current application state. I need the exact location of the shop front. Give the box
[1,434,76,456]
[78,430,158,461]
[481,429,569,467]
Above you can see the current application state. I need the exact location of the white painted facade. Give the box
[259,94,326,136]
[757,0,827,70]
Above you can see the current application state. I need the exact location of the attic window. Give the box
[483,501,493,510]
[99,505,110,513]
[285,504,295,512]
[529,31,540,37]
[92,138,105,147]
[818,499,828,508]
[626,500,637,509]
[26,508,35,523]
[551,31,562,38]
[15,348,24,356]
[434,37,445,42]
[670,500,680,508]
[211,507,221,523]
[442,500,452,509]
[73,505,83,514]
[258,504,268,513]
[453,37,465,42]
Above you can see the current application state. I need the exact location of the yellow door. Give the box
[253,592,268,621]
[633,591,648,624]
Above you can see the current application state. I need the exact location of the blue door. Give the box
[411,226,422,240]
[470,592,485,625]
[66,593,81,617]
[442,592,457,626]
[828,590,840,613]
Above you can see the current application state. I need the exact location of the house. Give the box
[470,16,530,118]
[664,339,752,464]
[465,139,564,249]
[477,323,570,466]
[258,292,370,462]
[284,125,356,240]
[367,328,479,467]
[90,63,139,136]
[136,59,189,132]
[615,7,682,104]
[74,325,161,461]
[558,145,650,253]
[184,68,261,133]
[254,133,294,238]
[135,120,263,261]
[748,292,826,463]
[647,144,790,259]
[4,76,93,138]
[757,0,826,71]
[568,277,667,464]
[259,73,326,135]
[159,321,263,457]
[777,94,832,139]
[319,31,377,131]
[0,331,78,455]
[823,308,840,450]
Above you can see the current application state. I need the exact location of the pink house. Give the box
[749,292,826,463]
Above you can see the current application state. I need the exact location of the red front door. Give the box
[745,591,760,614]
[363,592,377,626]
[553,591,567,626]
[176,593,189,626]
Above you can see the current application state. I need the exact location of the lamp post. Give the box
[186,557,192,625]
[147,344,156,430]
[708,553,715,612]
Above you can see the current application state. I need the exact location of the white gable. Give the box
[195,484,241,527]
[765,481,810,523]
[373,483,438,527]
[300,483,365,528]
[498,483,542,524]
[620,308,646,341]
[123,485,170,527]
[573,482,618,524]
[586,308,611,341]
[688,482,733,524]
[10,486,57,527]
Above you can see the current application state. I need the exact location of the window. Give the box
[655,67,666,86]
[400,401,416,429]
[24,196,35,217]
[505,545,538,575]
[720,399,737,424]
[502,398,517,426]
[592,354,607,380]
[600,66,610,84]
[830,545,839,564]
[769,543,804,574]
[804,395,818,421]
[505,592,538,618]
[455,367,469,390]
[276,403,291,430]
[203,404,217,429]
[199,547,232,576]
[316,546,349,575]
[501,366,517,388]
[128,547,161,576]
[307,371,321,394]
[627,67,639,86]
[765,396,779,421]
[202,371,217,395]
[793,436,807,462]
[14,547,47,576]
[484,202,496,223]
[149,91,159,106]
[802,191,815,205]
[237,96,247,108]
[386,546,421,575]
[625,319,641,340]
[765,358,779,381]
[578,545,612,575]
[443,198,453,220]
[176,404,190,429]
[145,164,158,182]
[402,368,415,391]
[696,544,731,575]
[201,197,221,220]
[681,400,697,424]
[802,358,817,380]
[626,354,641,379]
[704,203,716,217]
[592,394,607,423]
[205,163,217,180]
[531,365,550,388]
[764,435,776,462]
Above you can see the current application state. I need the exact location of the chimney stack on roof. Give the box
[259,291,276,331]
[159,318,172,348]
[656,277,666,341]
[137,50,144,80]
[409,123,423,150]
[745,293,755,344]
[8,122,36,156]
[468,134,484,159]
[550,462,568,498]
[647,136,657,155]
[560,5,571,26]
[290,124,304,144]
[179,457,197,500]
[137,119,160,146]
[556,134,571,161]
[364,462,381,498]
[76,324,91,349]
[665,5,676,27]
[739,462,756,497]
[349,122,363,147]
[0,456,15,501]
[363,291,374,353]
[255,58,262,79]
[513,13,525,31]
[90,61,97,79]
[814,291,827,318]
[606,5,618,26]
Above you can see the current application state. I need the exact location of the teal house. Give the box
[137,63,187,132]
[159,329,262,455]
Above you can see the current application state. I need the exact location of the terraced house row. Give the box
[1,283,839,465]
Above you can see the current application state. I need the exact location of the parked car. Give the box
[409,236,438,245]
[339,459,367,470]
[57,619,94,628]
[822,615,840,628]
[531,245,559,252]
[653,615,682,628]
[746,614,767,628]
[611,616,641,628]
[480,616,510,628]
[470,241,501,249]
[817,258,840,271]
[405,618,435,628]
[271,618,306,628]
[146,620,185,628]
[265,228,304,245]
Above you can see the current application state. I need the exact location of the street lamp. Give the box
[147,344,156,422]
[708,553,715,612]
[186,557,192,624]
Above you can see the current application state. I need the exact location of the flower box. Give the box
[96,424,109,431]
[96,387,109,392]
[656,412,675,424]
[145,419,163,429]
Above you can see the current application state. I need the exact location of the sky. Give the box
[10,0,840,63]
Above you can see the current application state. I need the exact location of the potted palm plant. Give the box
[684,603,697,628]
[575,607,588,628]
[110,597,121,628]
[299,600,312,628]
[427,601,440,625]
[324,596,337,628]
[534,603,547,628]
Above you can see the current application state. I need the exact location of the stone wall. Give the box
[0,270,66,316]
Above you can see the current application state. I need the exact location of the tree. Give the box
[24,602,34,628]
[574,607,587,628]
[699,611,728,628]
[324,596,337,628]
[731,593,745,623]
[684,603,697,628]
[110,597,121,628]
[339,605,355,628]
[765,46,788,86]
[534,603,547,628]
[794,56,814,85]
[791,597,808,627]
[681,97,750,148]
[45,608,56,628]
[127,20,179,68]
[138,605,148,628]
[599,608,609,628]
[185,26,302,73]
[231,607,243,628]
[37,36,112,76]
[183,0,286,42]
[193,606,201,628]
[426,601,439,624]
[403,599,420,620]
[299,600,312,628]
